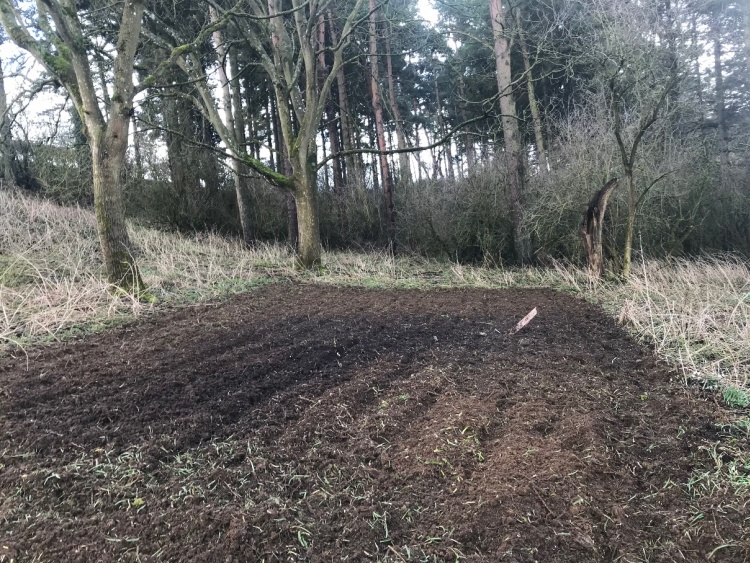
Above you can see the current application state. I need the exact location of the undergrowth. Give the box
[1,189,749,397]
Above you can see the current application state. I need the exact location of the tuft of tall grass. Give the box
[0,190,292,348]
[610,255,750,388]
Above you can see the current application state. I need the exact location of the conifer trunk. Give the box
[369,0,395,245]
[516,11,547,172]
[328,11,361,184]
[385,25,411,183]
[0,55,12,182]
[490,0,530,261]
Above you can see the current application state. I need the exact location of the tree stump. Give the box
[580,178,619,278]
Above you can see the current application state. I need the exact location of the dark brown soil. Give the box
[0,284,747,562]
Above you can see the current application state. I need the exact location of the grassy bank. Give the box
[1,190,748,397]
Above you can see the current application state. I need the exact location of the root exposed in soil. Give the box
[0,284,746,562]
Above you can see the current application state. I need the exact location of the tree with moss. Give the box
[0,0,146,292]
[142,0,370,268]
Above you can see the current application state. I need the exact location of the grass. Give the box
[1,189,749,398]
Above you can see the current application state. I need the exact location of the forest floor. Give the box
[1,283,749,562]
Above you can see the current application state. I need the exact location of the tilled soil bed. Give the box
[0,284,747,562]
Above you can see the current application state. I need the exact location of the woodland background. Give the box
[0,0,747,276]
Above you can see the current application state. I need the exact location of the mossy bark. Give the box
[0,0,146,292]
[92,133,144,292]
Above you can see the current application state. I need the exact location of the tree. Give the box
[580,178,619,277]
[208,5,253,243]
[516,9,547,172]
[594,0,681,278]
[368,0,396,245]
[0,0,146,291]
[385,21,411,184]
[150,0,368,267]
[0,45,12,183]
[489,0,530,261]
[712,6,729,168]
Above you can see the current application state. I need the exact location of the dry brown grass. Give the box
[0,190,289,348]
[612,256,750,388]
[1,190,748,392]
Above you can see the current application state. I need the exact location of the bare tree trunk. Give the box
[369,0,395,246]
[368,119,380,191]
[228,72,253,239]
[285,192,298,247]
[459,78,475,175]
[266,99,276,171]
[0,54,12,182]
[612,69,677,279]
[97,60,111,121]
[490,0,530,262]
[385,24,411,184]
[580,179,619,278]
[445,139,455,181]
[131,114,143,182]
[712,18,729,168]
[318,14,343,193]
[622,168,636,278]
[210,6,253,243]
[294,162,322,267]
[272,94,298,247]
[164,99,189,224]
[200,115,221,193]
[92,130,141,289]
[91,3,145,290]
[328,11,361,185]
[516,10,547,172]
[432,66,451,179]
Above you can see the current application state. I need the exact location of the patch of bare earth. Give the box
[0,284,746,562]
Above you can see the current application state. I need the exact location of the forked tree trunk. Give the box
[0,0,146,292]
[580,179,619,278]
